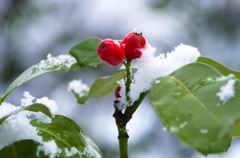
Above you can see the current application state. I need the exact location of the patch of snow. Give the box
[0,92,60,157]
[0,102,19,118]
[118,43,200,108]
[37,140,62,158]
[180,122,188,128]
[155,80,161,84]
[21,91,35,106]
[217,78,236,104]
[116,79,127,110]
[33,54,77,71]
[36,97,58,114]
[200,129,208,134]
[64,147,79,157]
[217,74,235,81]
[67,79,89,98]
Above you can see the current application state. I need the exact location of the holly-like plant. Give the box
[0,31,240,158]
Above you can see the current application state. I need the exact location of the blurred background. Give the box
[0,0,240,158]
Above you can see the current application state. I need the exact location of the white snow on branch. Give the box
[68,79,89,98]
[118,43,201,109]
[217,78,236,104]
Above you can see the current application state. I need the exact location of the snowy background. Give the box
[0,0,240,158]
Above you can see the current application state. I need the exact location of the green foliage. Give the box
[31,115,103,158]
[0,103,52,125]
[197,56,240,80]
[70,69,126,104]
[151,62,240,155]
[0,115,102,158]
[0,140,48,158]
[69,38,103,67]
[0,61,82,104]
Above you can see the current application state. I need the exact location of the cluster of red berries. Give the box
[97,32,147,66]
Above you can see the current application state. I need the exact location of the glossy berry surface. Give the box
[97,38,125,66]
[115,85,121,99]
[121,32,147,60]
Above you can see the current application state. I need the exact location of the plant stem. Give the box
[113,91,149,158]
[118,127,129,158]
[113,61,149,158]
[125,60,132,105]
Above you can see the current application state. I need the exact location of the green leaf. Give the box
[0,59,82,104]
[0,140,48,158]
[71,89,89,105]
[69,38,103,67]
[151,62,240,155]
[88,69,126,98]
[0,103,52,125]
[30,115,103,158]
[197,56,240,80]
[70,69,126,104]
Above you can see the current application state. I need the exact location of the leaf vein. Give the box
[37,128,71,148]
[168,75,226,126]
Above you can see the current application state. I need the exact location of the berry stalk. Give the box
[125,60,132,105]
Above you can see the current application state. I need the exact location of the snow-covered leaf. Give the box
[0,115,103,158]
[70,69,126,104]
[30,115,102,158]
[0,56,82,104]
[0,103,51,125]
[197,56,240,80]
[69,38,103,67]
[151,62,240,155]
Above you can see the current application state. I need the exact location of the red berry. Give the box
[97,38,125,66]
[121,32,147,60]
[115,85,121,99]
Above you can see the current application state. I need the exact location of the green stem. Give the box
[118,127,129,158]
[125,60,132,105]
[113,61,149,158]
[113,91,149,158]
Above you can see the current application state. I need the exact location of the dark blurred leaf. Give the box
[151,62,240,155]
[0,103,51,125]
[0,140,48,158]
[69,38,103,67]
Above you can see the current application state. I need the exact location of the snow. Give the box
[200,129,208,134]
[155,80,161,84]
[217,78,236,104]
[180,122,188,128]
[0,92,61,157]
[67,79,90,98]
[217,74,235,81]
[21,91,35,106]
[33,54,77,71]
[64,147,79,157]
[37,140,62,158]
[0,102,19,118]
[36,97,58,114]
[117,43,201,109]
